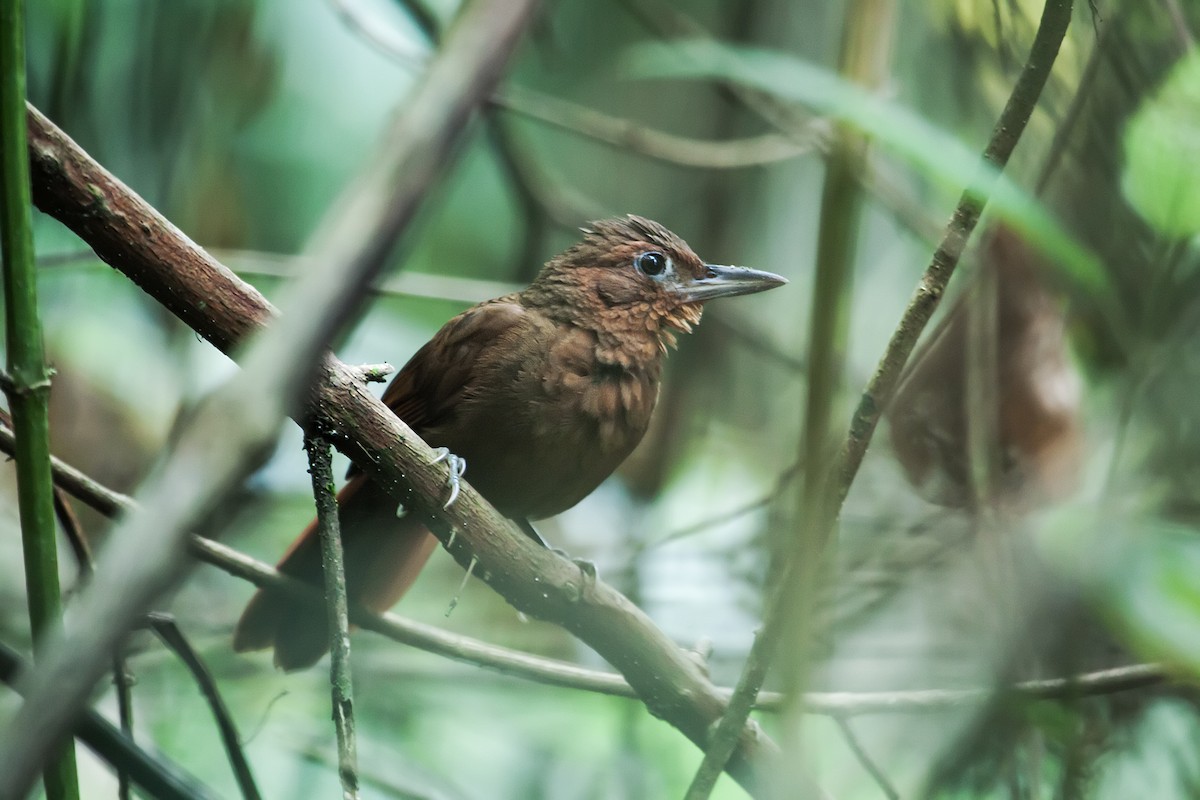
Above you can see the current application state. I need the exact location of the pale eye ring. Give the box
[635,251,668,277]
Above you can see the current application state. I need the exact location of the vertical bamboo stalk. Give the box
[787,0,899,689]
[685,5,898,797]
[776,0,900,789]
[0,1,81,798]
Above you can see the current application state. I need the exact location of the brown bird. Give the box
[887,223,1083,510]
[234,216,786,669]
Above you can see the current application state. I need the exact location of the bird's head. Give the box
[525,215,786,349]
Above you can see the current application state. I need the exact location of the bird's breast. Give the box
[428,325,661,520]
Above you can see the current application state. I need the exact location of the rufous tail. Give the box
[233,474,437,670]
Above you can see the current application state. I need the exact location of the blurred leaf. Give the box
[1122,50,1200,238]
[1049,510,1200,675]
[624,39,1112,302]
[1106,519,1200,672]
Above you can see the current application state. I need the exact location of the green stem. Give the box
[0,1,81,798]
[304,433,360,800]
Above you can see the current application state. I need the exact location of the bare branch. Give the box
[836,0,1075,501]
[835,716,900,800]
[495,85,821,169]
[144,614,262,800]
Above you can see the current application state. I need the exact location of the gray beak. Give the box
[674,263,788,303]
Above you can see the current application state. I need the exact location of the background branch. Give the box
[144,614,262,800]
[834,716,900,800]
[326,0,824,170]
[494,85,820,169]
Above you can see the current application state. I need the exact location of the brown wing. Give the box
[343,296,526,479]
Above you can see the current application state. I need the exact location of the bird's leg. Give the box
[518,519,598,587]
[430,447,467,509]
[687,636,714,677]
[566,556,597,602]
[517,518,551,548]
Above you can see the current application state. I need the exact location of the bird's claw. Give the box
[571,557,598,601]
[572,557,598,581]
[431,447,467,509]
[548,547,597,578]
[547,549,598,602]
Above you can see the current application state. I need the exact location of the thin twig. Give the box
[144,614,262,800]
[616,0,960,262]
[111,656,135,800]
[4,401,167,800]
[304,432,360,800]
[686,0,899,794]
[483,108,607,230]
[835,715,900,800]
[51,463,134,800]
[326,0,823,170]
[484,111,553,274]
[35,248,527,305]
[709,316,807,373]
[0,639,219,800]
[50,480,93,574]
[615,0,821,142]
[495,85,821,169]
[219,250,525,306]
[642,463,801,550]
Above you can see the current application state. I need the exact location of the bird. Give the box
[887,223,1083,510]
[233,215,786,669]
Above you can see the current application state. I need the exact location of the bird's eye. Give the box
[635,251,668,277]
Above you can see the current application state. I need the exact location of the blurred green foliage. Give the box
[1122,50,1200,239]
